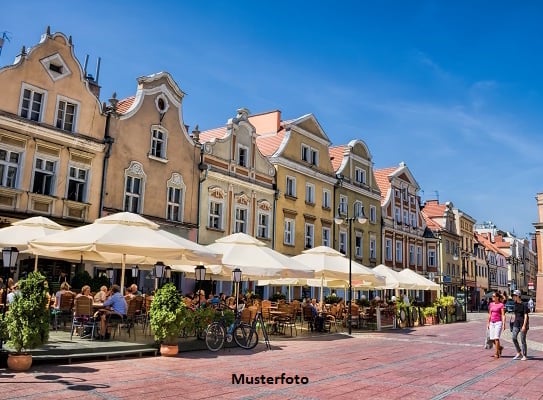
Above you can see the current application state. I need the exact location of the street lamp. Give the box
[334,204,368,335]
[232,268,242,313]
[154,261,166,289]
[454,250,474,321]
[194,264,206,292]
[164,266,172,283]
[2,247,18,312]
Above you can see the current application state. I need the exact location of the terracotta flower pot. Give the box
[160,344,179,357]
[7,353,33,371]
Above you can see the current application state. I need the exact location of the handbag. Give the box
[484,328,493,349]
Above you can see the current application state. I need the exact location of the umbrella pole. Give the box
[34,255,38,272]
[120,254,126,294]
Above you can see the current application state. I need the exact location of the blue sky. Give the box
[1,1,542,240]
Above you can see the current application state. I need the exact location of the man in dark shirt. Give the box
[511,289,529,360]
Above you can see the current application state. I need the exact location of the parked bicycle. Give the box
[205,308,259,352]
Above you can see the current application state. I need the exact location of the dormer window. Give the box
[355,167,366,184]
[238,145,248,167]
[301,144,318,166]
[40,53,71,81]
[49,63,63,74]
[149,126,168,161]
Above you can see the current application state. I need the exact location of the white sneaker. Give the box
[513,354,521,360]
[521,356,527,361]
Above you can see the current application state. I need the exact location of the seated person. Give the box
[6,283,19,304]
[94,286,108,303]
[130,284,142,296]
[76,285,93,300]
[53,281,73,309]
[192,290,207,309]
[97,284,128,339]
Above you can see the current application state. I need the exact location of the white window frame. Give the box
[395,208,401,223]
[396,240,403,262]
[385,238,392,260]
[150,128,167,159]
[355,232,362,258]
[301,144,318,166]
[0,148,21,189]
[369,236,376,259]
[322,227,331,247]
[32,156,57,196]
[66,164,88,202]
[124,161,146,213]
[305,182,315,204]
[238,144,249,167]
[370,205,377,223]
[209,200,224,230]
[285,176,296,197]
[56,95,79,132]
[416,246,423,266]
[409,244,415,264]
[20,83,46,123]
[339,195,348,214]
[234,206,248,233]
[284,218,295,245]
[354,167,366,184]
[304,223,314,249]
[403,210,409,225]
[354,201,363,219]
[322,189,331,209]
[339,230,347,254]
[166,173,185,222]
[410,212,417,228]
[428,250,436,267]
[257,211,270,239]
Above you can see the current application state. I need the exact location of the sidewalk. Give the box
[1,312,542,399]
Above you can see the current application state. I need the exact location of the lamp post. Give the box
[454,250,473,321]
[131,265,139,284]
[2,247,19,311]
[232,268,242,313]
[194,264,206,293]
[154,261,165,289]
[334,205,367,335]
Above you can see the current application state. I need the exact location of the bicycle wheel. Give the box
[233,323,258,349]
[205,322,225,352]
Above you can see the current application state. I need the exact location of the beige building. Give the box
[453,208,477,308]
[329,140,382,267]
[0,28,107,277]
[196,108,276,246]
[104,72,201,242]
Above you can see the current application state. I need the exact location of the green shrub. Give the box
[149,283,188,345]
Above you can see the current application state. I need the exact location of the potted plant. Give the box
[5,271,50,371]
[423,306,437,325]
[149,283,188,356]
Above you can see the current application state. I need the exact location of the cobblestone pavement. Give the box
[2,312,542,400]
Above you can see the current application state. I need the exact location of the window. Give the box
[167,187,182,221]
[370,237,376,259]
[403,210,409,225]
[285,176,296,197]
[56,99,77,132]
[151,129,166,158]
[284,218,295,245]
[395,189,400,198]
[166,173,185,222]
[355,167,366,184]
[305,183,315,204]
[339,231,347,254]
[238,145,248,167]
[385,239,392,260]
[124,176,142,212]
[339,195,348,214]
[370,205,377,223]
[410,212,417,228]
[355,233,362,258]
[32,157,56,196]
[395,240,403,262]
[67,166,88,202]
[234,207,248,233]
[322,227,330,247]
[305,223,314,248]
[354,201,363,219]
[257,212,269,239]
[409,244,415,264]
[322,189,331,209]
[209,201,223,229]
[416,246,423,265]
[428,250,436,266]
[301,144,318,166]
[0,149,20,188]
[20,85,45,122]
[395,208,401,223]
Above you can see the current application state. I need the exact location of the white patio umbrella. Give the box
[373,264,416,289]
[398,268,440,291]
[0,216,67,270]
[28,212,222,290]
[205,232,314,279]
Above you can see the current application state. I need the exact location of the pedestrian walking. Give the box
[528,297,534,313]
[487,291,505,358]
[511,289,529,361]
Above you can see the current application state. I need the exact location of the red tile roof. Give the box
[199,127,228,143]
[116,96,135,114]
[256,130,286,157]
[374,167,397,203]
[329,145,346,171]
[421,211,442,230]
[420,200,446,217]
